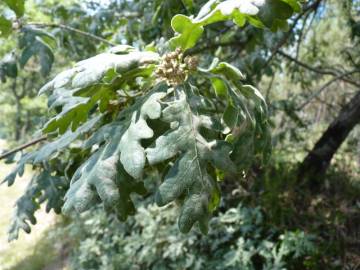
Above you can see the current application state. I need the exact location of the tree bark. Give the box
[10,79,23,141]
[298,90,360,190]
[14,97,22,141]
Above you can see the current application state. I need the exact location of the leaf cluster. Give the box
[1,0,304,240]
[63,203,316,270]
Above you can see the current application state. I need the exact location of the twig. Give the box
[265,74,275,102]
[0,136,47,160]
[295,12,311,59]
[263,0,322,68]
[278,50,360,87]
[301,10,317,46]
[186,40,245,56]
[26,22,116,47]
[297,70,360,110]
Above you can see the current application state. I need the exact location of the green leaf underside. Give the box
[62,85,167,221]
[34,115,102,163]
[170,0,301,50]
[146,86,235,233]
[8,171,67,241]
[2,115,102,187]
[40,48,159,134]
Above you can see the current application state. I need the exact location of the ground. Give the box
[0,140,64,270]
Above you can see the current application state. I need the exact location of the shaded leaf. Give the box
[40,49,159,134]
[62,86,167,221]
[19,27,56,76]
[0,16,12,37]
[3,0,25,17]
[34,115,102,163]
[8,171,68,241]
[146,86,235,233]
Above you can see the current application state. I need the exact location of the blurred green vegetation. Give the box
[0,0,359,269]
[0,157,58,270]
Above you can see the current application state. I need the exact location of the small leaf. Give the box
[211,77,228,97]
[181,0,194,10]
[1,53,18,78]
[223,104,239,129]
[2,152,36,186]
[169,14,204,50]
[3,0,25,17]
[211,62,246,81]
[19,31,55,76]
[0,16,12,37]
[280,0,301,12]
[258,0,294,30]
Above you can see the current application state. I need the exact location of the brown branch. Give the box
[295,12,311,59]
[265,74,275,101]
[297,70,360,110]
[278,50,360,88]
[25,22,116,47]
[186,40,245,56]
[0,136,47,160]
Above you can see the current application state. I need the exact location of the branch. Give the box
[265,74,275,101]
[297,70,360,110]
[298,90,360,190]
[10,78,18,98]
[263,0,322,68]
[186,40,245,56]
[25,22,116,47]
[278,50,360,88]
[295,12,311,59]
[0,136,47,160]
[187,1,322,59]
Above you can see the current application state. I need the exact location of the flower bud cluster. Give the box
[155,48,198,86]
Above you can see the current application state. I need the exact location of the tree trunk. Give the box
[11,79,23,141]
[14,97,22,141]
[298,90,360,190]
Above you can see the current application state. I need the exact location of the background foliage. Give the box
[0,0,359,269]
